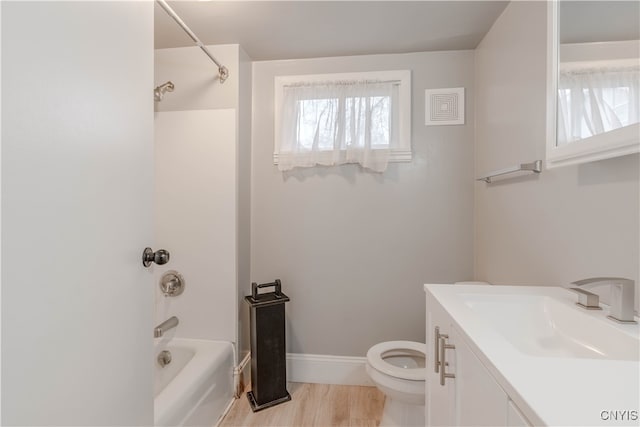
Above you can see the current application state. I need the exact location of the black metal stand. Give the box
[245,279,291,412]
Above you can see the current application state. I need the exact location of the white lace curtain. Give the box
[557,65,640,146]
[277,80,397,172]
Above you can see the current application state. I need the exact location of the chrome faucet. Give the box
[571,277,637,324]
[154,316,179,338]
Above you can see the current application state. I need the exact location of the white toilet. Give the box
[366,281,491,426]
[366,340,426,426]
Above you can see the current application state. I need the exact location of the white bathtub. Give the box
[154,338,234,427]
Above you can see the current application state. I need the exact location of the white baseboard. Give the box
[286,353,373,386]
[234,352,251,398]
[239,351,251,377]
[215,397,236,427]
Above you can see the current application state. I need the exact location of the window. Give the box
[557,66,639,146]
[274,70,411,172]
[547,4,640,168]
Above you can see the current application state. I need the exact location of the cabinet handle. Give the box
[434,326,449,373]
[439,336,455,386]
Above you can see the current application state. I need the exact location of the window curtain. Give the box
[557,65,640,146]
[278,80,396,172]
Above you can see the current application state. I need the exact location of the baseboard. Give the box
[215,397,236,427]
[239,351,251,377]
[286,353,373,386]
[234,352,251,398]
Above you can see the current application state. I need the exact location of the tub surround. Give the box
[154,109,237,343]
[425,284,639,426]
[154,44,253,367]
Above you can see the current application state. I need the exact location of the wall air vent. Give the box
[425,87,465,126]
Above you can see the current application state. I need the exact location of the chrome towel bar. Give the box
[477,160,542,183]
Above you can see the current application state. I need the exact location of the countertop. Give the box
[424,284,640,427]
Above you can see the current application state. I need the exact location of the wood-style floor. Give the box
[220,383,385,427]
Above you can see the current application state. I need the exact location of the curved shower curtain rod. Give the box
[156,0,229,83]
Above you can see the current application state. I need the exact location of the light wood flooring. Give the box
[220,383,385,427]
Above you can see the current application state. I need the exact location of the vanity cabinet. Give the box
[426,292,531,427]
[450,324,509,426]
[426,292,455,425]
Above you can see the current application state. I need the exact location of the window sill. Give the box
[546,123,640,168]
[272,150,412,165]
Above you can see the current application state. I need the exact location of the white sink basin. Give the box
[425,284,640,427]
[460,293,639,360]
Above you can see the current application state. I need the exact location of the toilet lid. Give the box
[367,340,426,381]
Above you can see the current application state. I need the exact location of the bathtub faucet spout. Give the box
[154,316,179,338]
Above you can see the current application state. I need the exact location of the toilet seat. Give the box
[366,340,426,381]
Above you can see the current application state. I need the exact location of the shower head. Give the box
[154,81,175,102]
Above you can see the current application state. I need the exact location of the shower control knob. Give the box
[142,247,170,267]
[160,270,185,297]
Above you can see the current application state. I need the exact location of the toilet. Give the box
[366,281,491,426]
[366,340,426,426]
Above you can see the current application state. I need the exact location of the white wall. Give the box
[0,2,4,420]
[237,48,252,362]
[2,2,154,424]
[155,45,239,111]
[251,51,475,357]
[154,45,252,362]
[154,110,237,342]
[474,2,639,307]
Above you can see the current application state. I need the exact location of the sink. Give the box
[460,293,639,360]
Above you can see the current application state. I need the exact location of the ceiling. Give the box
[154,1,509,61]
[560,1,640,44]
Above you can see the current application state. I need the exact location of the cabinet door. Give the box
[426,293,455,426]
[451,325,508,426]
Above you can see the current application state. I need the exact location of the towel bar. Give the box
[477,160,542,183]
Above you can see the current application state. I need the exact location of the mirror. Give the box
[547,1,640,168]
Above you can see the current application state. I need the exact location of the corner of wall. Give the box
[472,0,511,281]
[236,45,253,363]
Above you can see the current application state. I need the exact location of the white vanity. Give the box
[424,284,640,426]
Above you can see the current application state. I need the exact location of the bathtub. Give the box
[154,338,235,427]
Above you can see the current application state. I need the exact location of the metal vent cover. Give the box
[425,87,465,126]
